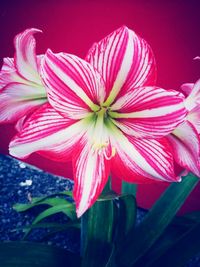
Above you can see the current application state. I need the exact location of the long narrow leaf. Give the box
[23,203,76,239]
[115,195,137,244]
[13,197,71,212]
[41,222,80,241]
[118,173,199,266]
[0,241,80,267]
[149,221,200,267]
[30,191,73,204]
[81,198,117,267]
[133,214,198,266]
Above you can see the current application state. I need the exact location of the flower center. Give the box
[91,106,116,160]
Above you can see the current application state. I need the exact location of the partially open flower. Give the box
[0,28,47,129]
[167,79,200,177]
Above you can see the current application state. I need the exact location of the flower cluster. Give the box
[0,26,199,217]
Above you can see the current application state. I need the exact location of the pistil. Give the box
[91,106,115,160]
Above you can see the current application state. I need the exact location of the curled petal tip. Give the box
[22,28,42,34]
[13,27,44,83]
[14,28,43,43]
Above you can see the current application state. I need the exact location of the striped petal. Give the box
[9,103,86,161]
[41,50,105,119]
[14,28,42,84]
[109,86,187,138]
[180,83,194,96]
[187,105,200,133]
[0,58,16,89]
[184,79,200,111]
[107,120,178,182]
[73,136,110,217]
[167,121,200,177]
[111,165,157,184]
[86,26,156,106]
[0,83,46,123]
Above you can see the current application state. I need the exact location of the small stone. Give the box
[19,179,32,187]
[19,162,26,169]
[27,193,32,202]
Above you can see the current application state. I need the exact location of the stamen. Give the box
[91,106,116,159]
[92,142,116,160]
[92,142,108,150]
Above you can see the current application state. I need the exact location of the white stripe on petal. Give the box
[9,104,88,160]
[109,86,187,138]
[167,121,200,177]
[187,105,200,133]
[14,28,42,84]
[0,83,46,123]
[184,79,200,111]
[86,26,156,106]
[107,120,177,182]
[41,50,105,119]
[73,137,110,217]
[104,29,134,105]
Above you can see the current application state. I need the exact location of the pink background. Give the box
[0,0,200,214]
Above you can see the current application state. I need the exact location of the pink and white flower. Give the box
[9,26,187,217]
[0,28,47,127]
[167,79,200,177]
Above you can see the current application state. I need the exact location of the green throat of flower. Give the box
[89,105,117,160]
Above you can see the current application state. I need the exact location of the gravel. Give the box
[0,153,199,266]
[0,153,79,253]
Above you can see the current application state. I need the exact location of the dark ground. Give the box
[0,154,199,266]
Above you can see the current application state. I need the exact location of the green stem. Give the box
[122,180,137,197]
[81,199,116,267]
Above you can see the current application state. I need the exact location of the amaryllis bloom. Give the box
[0,28,47,128]
[167,79,200,177]
[9,26,187,217]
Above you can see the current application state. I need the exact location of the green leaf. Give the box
[31,203,76,222]
[40,222,80,241]
[133,214,197,267]
[23,203,76,239]
[122,181,137,197]
[0,241,80,267]
[105,245,118,267]
[117,173,199,267]
[13,197,71,212]
[102,176,112,195]
[81,198,117,267]
[184,210,200,222]
[98,192,118,201]
[149,221,200,267]
[115,195,137,244]
[30,191,73,204]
